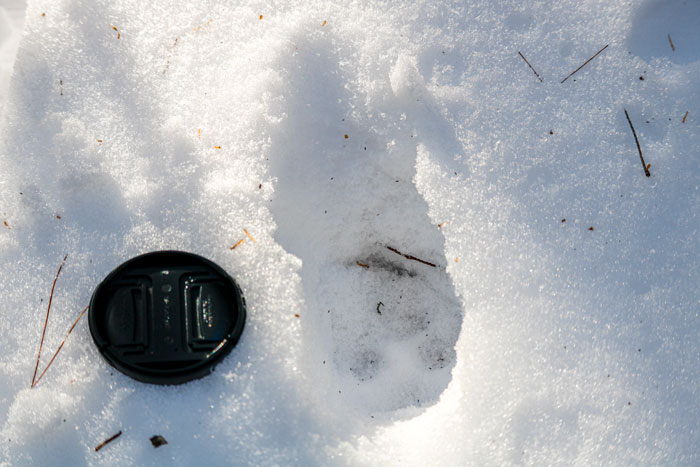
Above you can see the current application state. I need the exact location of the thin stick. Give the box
[682,111,688,124]
[31,255,67,388]
[561,44,609,83]
[667,34,675,51]
[386,246,437,268]
[230,238,245,250]
[243,229,256,243]
[95,431,122,452]
[32,305,89,388]
[624,109,651,177]
[518,51,543,82]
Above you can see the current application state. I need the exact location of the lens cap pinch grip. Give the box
[89,251,246,385]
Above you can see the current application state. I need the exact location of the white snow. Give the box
[0,0,25,109]
[1,0,699,465]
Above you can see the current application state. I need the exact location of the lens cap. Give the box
[89,251,246,385]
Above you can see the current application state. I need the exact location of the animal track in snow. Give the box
[268,34,463,413]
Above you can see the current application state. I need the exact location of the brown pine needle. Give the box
[230,238,245,250]
[192,19,213,32]
[95,431,122,452]
[561,44,609,84]
[518,51,543,82]
[386,246,437,268]
[356,261,369,268]
[668,34,675,51]
[624,109,651,177]
[682,111,688,124]
[32,305,89,389]
[31,255,67,388]
[244,229,256,242]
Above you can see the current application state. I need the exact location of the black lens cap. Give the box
[89,251,246,385]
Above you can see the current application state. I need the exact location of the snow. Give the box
[1,0,699,465]
[0,0,25,108]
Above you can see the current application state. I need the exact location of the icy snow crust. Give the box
[1,0,699,465]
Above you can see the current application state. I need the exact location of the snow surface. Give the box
[0,0,25,108]
[1,0,699,465]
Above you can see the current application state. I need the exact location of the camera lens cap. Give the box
[89,251,246,385]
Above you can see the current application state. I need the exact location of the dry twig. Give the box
[192,19,212,32]
[243,229,256,242]
[667,34,675,51]
[31,255,89,389]
[518,51,543,82]
[32,305,89,388]
[386,246,436,268]
[95,431,122,452]
[31,255,67,387]
[624,109,651,177]
[561,44,609,83]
